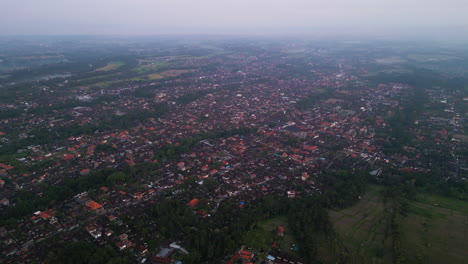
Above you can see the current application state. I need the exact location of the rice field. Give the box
[329,185,393,263]
[400,194,468,264]
[329,185,468,264]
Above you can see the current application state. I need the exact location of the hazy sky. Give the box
[2,0,468,38]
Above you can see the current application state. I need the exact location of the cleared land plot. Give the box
[260,216,299,255]
[329,185,393,263]
[133,62,168,74]
[400,194,468,264]
[313,88,328,94]
[78,76,147,89]
[323,98,345,104]
[91,80,123,87]
[244,228,274,251]
[244,216,298,255]
[453,133,468,143]
[330,186,468,264]
[78,73,122,82]
[148,69,194,80]
[95,61,125,72]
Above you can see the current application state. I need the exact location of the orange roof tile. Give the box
[86,200,103,210]
[187,198,199,207]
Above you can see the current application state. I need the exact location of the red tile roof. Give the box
[187,198,199,207]
[0,163,14,170]
[86,200,103,210]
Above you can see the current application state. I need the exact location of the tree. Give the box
[106,171,128,184]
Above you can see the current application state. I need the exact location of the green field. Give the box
[79,72,122,82]
[72,62,193,89]
[133,62,168,73]
[401,194,468,263]
[95,61,125,72]
[244,216,298,255]
[329,185,393,263]
[91,80,124,87]
[329,185,468,264]
[77,76,147,89]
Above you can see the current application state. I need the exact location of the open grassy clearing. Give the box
[453,133,468,143]
[330,185,468,264]
[329,185,393,263]
[95,61,125,72]
[244,228,274,251]
[360,72,379,77]
[148,69,195,80]
[416,193,468,215]
[260,216,299,256]
[127,76,147,81]
[133,61,168,73]
[313,88,328,94]
[244,216,299,255]
[78,72,122,82]
[323,98,345,104]
[400,194,468,264]
[91,80,124,87]
[77,76,148,89]
[76,82,122,90]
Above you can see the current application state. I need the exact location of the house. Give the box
[301,172,310,181]
[0,198,9,206]
[62,154,74,161]
[85,224,102,239]
[197,210,208,218]
[277,226,285,237]
[187,198,199,207]
[119,234,128,241]
[86,200,103,210]
[38,209,54,220]
[116,241,126,250]
[80,169,91,176]
[133,192,144,199]
[240,250,254,262]
[0,163,14,170]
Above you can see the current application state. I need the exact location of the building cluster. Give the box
[1,50,465,263]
